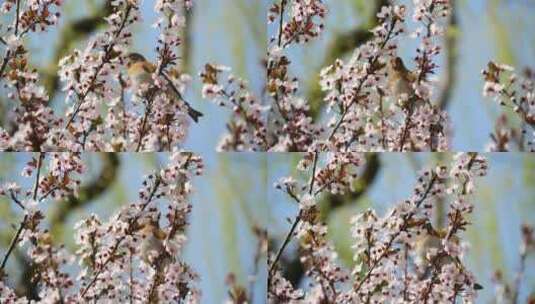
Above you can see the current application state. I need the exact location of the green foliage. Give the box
[483,187,503,268]
[487,0,515,65]
[0,155,21,247]
[520,155,535,223]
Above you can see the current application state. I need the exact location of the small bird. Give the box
[413,226,484,290]
[413,225,462,275]
[138,219,169,266]
[126,52,204,123]
[387,57,418,109]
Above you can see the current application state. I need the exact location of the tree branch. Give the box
[1,152,45,273]
[50,153,120,227]
[43,1,114,100]
[308,0,389,118]
[278,154,381,286]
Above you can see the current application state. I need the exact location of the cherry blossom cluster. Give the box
[412,0,450,82]
[269,153,488,303]
[0,0,63,151]
[265,0,327,152]
[0,152,204,303]
[482,61,535,151]
[57,0,140,151]
[0,0,198,152]
[267,0,327,47]
[0,280,21,303]
[0,0,62,35]
[200,63,268,151]
[351,153,487,303]
[0,153,84,304]
[0,153,84,208]
[267,46,323,151]
[268,268,305,302]
[75,152,202,303]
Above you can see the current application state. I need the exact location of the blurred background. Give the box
[0,0,267,152]
[282,0,535,151]
[0,152,268,303]
[268,153,535,303]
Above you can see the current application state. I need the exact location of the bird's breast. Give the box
[129,66,153,88]
[389,76,412,97]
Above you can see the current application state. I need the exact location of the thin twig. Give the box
[33,153,44,200]
[402,245,409,301]
[0,215,28,270]
[1,153,45,271]
[268,210,301,279]
[135,91,155,152]
[38,186,60,203]
[308,152,319,195]
[270,153,319,279]
[397,101,416,151]
[9,192,25,210]
[0,50,12,79]
[14,0,21,36]
[277,0,287,47]
[129,250,134,304]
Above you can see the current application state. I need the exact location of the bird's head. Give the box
[126,52,146,68]
[390,57,406,73]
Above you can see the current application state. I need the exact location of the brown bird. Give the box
[387,57,418,109]
[126,53,203,123]
[138,219,170,266]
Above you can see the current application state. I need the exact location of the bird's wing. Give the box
[406,71,418,83]
[142,62,157,74]
[154,228,167,240]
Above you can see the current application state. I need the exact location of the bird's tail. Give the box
[186,105,203,123]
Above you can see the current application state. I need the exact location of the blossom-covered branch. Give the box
[0,0,63,151]
[0,0,200,152]
[482,61,535,151]
[0,152,203,303]
[269,152,364,302]
[269,153,488,303]
[200,63,268,151]
[0,152,84,303]
[202,0,453,152]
